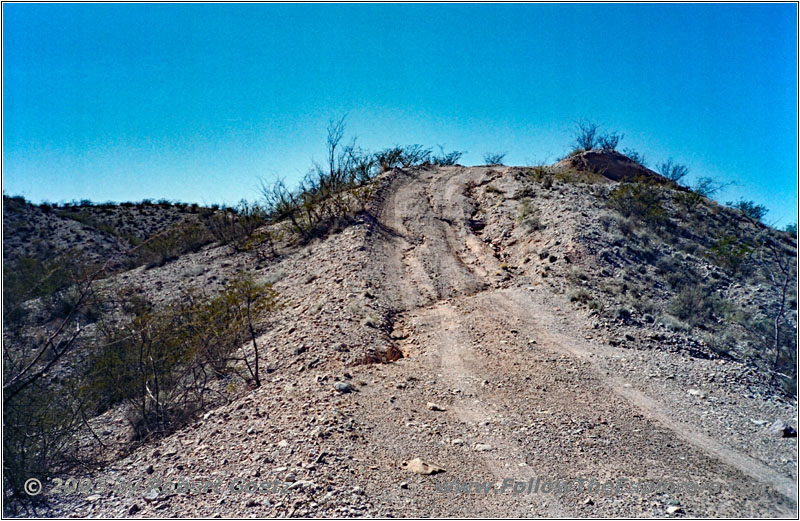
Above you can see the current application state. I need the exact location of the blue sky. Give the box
[3,3,797,225]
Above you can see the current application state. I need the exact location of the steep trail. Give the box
[39,166,796,518]
[360,166,797,516]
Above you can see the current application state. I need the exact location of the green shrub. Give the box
[431,147,464,166]
[622,148,647,167]
[85,274,279,439]
[727,199,768,223]
[133,222,212,268]
[483,152,506,166]
[667,285,727,327]
[203,200,267,252]
[657,158,689,183]
[598,131,623,151]
[608,177,666,225]
[517,198,542,232]
[707,235,752,273]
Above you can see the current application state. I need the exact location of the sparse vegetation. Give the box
[203,200,267,252]
[657,158,689,184]
[727,198,768,223]
[483,152,506,166]
[608,176,666,225]
[573,120,600,151]
[707,235,752,274]
[516,198,542,232]
[598,131,623,151]
[622,147,648,167]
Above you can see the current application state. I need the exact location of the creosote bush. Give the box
[608,177,666,226]
[85,273,279,439]
[483,152,506,166]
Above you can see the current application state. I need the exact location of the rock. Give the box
[288,480,316,491]
[285,472,297,482]
[687,389,706,398]
[86,494,101,502]
[583,498,593,505]
[399,482,409,489]
[333,382,352,393]
[474,443,494,452]
[143,490,159,503]
[145,464,154,475]
[451,438,466,445]
[128,504,141,515]
[750,419,768,426]
[768,420,797,438]
[666,505,683,514]
[402,458,445,475]
[245,499,260,507]
[426,402,446,412]
[277,439,289,448]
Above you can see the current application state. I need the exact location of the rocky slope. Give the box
[5,161,798,517]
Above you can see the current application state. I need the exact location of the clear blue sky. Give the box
[3,3,797,225]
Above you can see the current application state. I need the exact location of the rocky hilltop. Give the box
[3,152,797,517]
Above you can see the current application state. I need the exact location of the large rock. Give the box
[768,419,797,438]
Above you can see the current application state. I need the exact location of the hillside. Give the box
[3,155,797,517]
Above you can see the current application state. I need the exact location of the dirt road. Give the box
[41,166,796,518]
[352,166,797,516]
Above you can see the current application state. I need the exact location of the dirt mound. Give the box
[552,150,673,184]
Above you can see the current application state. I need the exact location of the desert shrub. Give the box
[667,285,726,327]
[727,199,768,223]
[674,189,706,213]
[598,131,623,151]
[707,235,752,273]
[622,148,647,167]
[483,152,506,166]
[3,378,86,509]
[431,147,464,166]
[484,185,503,195]
[568,288,593,305]
[375,144,431,171]
[3,254,92,328]
[517,198,543,232]
[784,222,797,235]
[573,120,600,151]
[657,158,689,184]
[608,177,666,225]
[203,200,267,252]
[692,176,727,198]
[658,313,691,332]
[133,222,212,268]
[85,274,278,439]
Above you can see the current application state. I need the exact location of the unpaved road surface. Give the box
[41,167,797,518]
[355,167,796,517]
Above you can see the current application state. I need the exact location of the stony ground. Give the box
[25,166,798,517]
